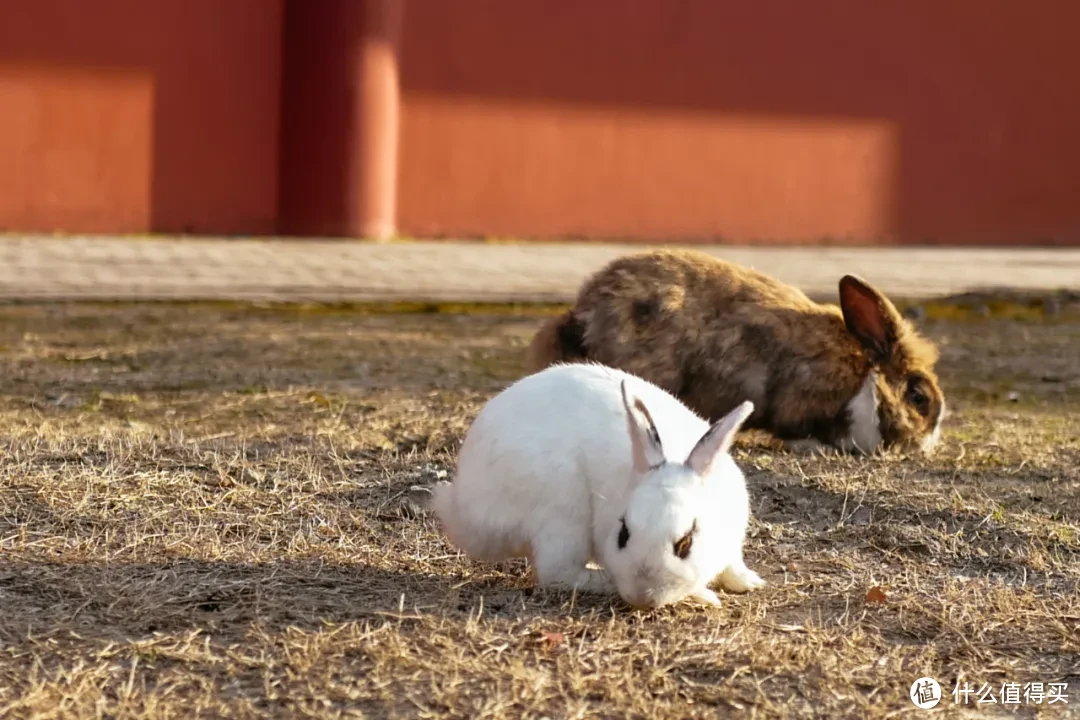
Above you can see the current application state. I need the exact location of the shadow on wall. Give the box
[0,0,284,235]
[276,0,359,238]
[396,0,1080,244]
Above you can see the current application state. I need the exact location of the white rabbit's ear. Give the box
[621,379,665,474]
[686,401,754,477]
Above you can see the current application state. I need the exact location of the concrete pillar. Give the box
[353,0,403,240]
[278,0,403,239]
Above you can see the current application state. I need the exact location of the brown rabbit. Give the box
[528,249,945,455]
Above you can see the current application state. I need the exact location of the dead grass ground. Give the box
[0,300,1078,719]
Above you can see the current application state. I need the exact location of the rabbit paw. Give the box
[690,588,722,607]
[717,561,766,593]
[784,438,835,456]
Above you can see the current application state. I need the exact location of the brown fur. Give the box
[527,310,588,371]
[529,249,944,453]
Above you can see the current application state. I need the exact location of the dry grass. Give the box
[0,300,1078,719]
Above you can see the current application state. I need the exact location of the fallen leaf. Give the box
[536,631,565,650]
[865,586,887,604]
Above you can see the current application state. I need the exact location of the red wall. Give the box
[397,0,1080,245]
[2,0,1080,245]
[0,1,283,235]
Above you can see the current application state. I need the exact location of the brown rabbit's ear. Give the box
[838,275,902,363]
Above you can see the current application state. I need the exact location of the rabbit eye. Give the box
[617,518,630,550]
[673,535,692,559]
[906,377,931,416]
[673,520,698,560]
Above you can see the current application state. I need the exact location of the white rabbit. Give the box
[431,362,764,609]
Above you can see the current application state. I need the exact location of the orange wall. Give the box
[2,1,1079,244]
[0,1,283,235]
[397,0,1080,245]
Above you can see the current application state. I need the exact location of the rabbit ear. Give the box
[621,379,665,474]
[686,401,754,477]
[838,275,902,363]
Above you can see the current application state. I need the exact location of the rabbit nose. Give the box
[626,579,662,609]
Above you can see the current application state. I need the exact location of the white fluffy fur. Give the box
[837,372,883,455]
[431,363,763,609]
[922,399,946,453]
[784,372,882,456]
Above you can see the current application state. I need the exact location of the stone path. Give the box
[0,235,1077,303]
